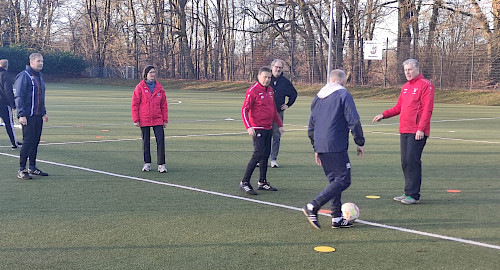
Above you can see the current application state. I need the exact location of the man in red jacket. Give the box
[372,59,434,205]
[240,67,285,195]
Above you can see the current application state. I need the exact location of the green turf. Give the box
[0,83,499,269]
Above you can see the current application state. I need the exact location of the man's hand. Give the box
[42,115,49,122]
[247,127,255,136]
[278,126,285,135]
[19,116,27,126]
[415,130,424,140]
[163,122,168,128]
[280,104,289,111]
[372,114,384,123]
[314,152,322,166]
[134,122,140,127]
[356,146,365,158]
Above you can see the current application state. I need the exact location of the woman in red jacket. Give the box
[131,65,169,173]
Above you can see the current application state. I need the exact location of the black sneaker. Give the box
[332,218,353,229]
[302,203,320,229]
[11,142,22,150]
[28,168,49,176]
[17,169,32,180]
[258,181,277,191]
[239,182,258,195]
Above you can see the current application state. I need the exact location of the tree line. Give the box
[0,0,498,88]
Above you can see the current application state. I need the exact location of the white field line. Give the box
[0,128,497,149]
[0,151,499,251]
[1,116,498,148]
[368,131,500,144]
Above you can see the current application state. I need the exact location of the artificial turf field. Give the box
[0,82,499,269]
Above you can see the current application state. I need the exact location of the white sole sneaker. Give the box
[142,163,151,172]
[158,164,167,173]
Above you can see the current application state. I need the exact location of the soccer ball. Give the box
[341,202,360,221]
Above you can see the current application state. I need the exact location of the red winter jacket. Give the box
[131,80,168,127]
[382,74,434,136]
[241,82,283,130]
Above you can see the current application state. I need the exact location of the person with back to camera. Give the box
[303,69,365,229]
[131,65,169,173]
[372,58,434,205]
[240,66,285,195]
[0,59,21,149]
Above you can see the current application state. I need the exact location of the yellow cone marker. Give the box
[314,246,336,253]
[365,195,381,199]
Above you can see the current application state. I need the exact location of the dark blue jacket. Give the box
[308,83,364,153]
[0,67,15,108]
[271,73,297,112]
[15,66,46,117]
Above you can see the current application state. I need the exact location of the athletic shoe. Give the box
[332,218,353,229]
[17,169,32,180]
[11,142,22,150]
[302,203,320,229]
[28,168,49,176]
[255,162,260,167]
[270,160,279,168]
[401,196,419,205]
[258,181,278,191]
[239,181,257,195]
[142,163,151,172]
[393,194,406,202]
[158,164,167,173]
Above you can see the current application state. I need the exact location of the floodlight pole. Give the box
[327,0,334,84]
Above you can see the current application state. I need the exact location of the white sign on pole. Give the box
[364,41,383,60]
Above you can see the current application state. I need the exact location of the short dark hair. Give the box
[143,65,155,79]
[258,66,271,75]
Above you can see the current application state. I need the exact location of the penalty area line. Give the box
[1,151,499,251]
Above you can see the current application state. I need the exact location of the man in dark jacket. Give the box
[269,59,297,168]
[15,53,49,180]
[303,69,365,229]
[0,59,21,149]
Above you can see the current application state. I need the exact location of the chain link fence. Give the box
[92,36,499,91]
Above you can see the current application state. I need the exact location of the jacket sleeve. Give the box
[382,90,403,119]
[1,73,16,109]
[241,89,253,129]
[344,93,365,147]
[161,87,168,123]
[307,98,317,149]
[14,72,29,117]
[417,81,434,133]
[131,84,141,123]
[286,80,298,107]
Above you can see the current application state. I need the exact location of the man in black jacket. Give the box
[15,53,49,180]
[0,59,20,149]
[303,69,365,229]
[269,59,297,168]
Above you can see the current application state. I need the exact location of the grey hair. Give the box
[403,59,419,68]
[329,69,346,83]
[0,59,8,68]
[29,53,43,62]
[270,59,284,67]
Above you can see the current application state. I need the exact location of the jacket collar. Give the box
[26,65,41,76]
[408,74,423,84]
